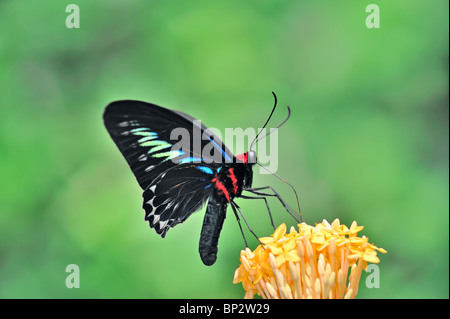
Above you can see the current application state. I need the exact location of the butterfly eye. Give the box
[247,150,257,164]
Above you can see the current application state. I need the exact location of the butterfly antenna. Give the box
[256,162,302,219]
[250,92,278,151]
[251,106,291,147]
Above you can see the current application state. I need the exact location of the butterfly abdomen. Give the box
[199,191,228,266]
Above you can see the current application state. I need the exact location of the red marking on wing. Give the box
[228,168,238,194]
[212,177,230,202]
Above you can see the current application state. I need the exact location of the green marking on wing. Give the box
[130,127,150,133]
[133,131,157,137]
[146,141,173,154]
[138,135,158,143]
[152,149,183,159]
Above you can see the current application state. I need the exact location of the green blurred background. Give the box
[0,0,448,299]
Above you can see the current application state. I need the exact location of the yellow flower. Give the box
[233,219,387,299]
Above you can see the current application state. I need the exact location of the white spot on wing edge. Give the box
[138,154,148,161]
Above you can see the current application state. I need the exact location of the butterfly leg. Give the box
[239,194,276,230]
[246,186,302,223]
[231,200,262,246]
[229,201,249,248]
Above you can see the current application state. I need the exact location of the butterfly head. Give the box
[237,150,257,164]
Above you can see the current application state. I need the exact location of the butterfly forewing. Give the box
[103,100,233,188]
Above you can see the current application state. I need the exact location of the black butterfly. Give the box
[103,93,301,266]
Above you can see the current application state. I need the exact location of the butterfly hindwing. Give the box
[143,164,218,237]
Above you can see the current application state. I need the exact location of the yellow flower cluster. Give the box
[233,219,386,299]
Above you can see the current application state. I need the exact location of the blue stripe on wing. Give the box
[195,166,214,175]
[207,136,232,162]
[179,157,203,164]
